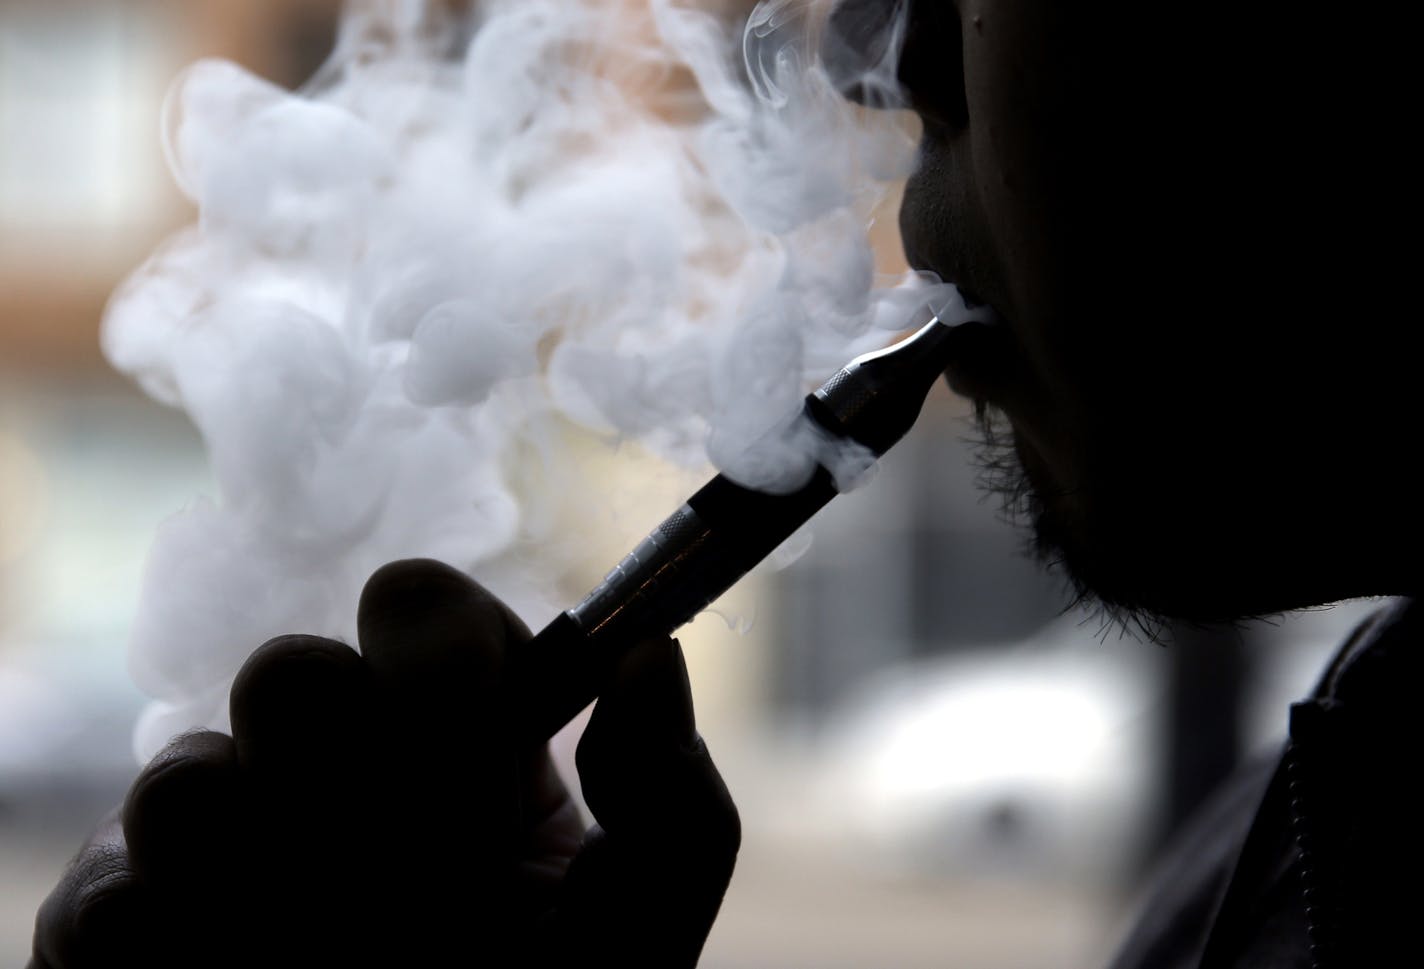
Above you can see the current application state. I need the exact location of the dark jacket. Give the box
[1109,598,1416,969]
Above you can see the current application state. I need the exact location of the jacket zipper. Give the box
[1286,700,1343,969]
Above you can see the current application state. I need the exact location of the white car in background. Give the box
[806,599,1385,888]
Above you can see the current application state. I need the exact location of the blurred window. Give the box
[0,2,170,239]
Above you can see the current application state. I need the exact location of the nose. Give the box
[822,0,968,129]
[822,0,906,107]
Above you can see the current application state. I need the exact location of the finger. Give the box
[522,744,581,849]
[576,637,739,852]
[560,636,740,968]
[513,745,584,909]
[229,633,373,781]
[355,559,529,905]
[119,731,260,967]
[32,812,159,969]
[356,559,529,752]
[357,558,530,693]
[122,730,246,888]
[228,633,383,953]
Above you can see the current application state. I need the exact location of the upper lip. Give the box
[953,285,991,313]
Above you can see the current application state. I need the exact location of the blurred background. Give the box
[0,1,1386,965]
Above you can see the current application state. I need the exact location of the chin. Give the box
[1030,491,1342,631]
[1031,511,1244,632]
[975,409,1307,632]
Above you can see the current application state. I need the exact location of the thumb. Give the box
[553,637,739,967]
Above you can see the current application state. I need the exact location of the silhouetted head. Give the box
[828,0,1421,625]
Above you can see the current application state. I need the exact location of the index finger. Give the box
[354,559,531,880]
[356,558,531,703]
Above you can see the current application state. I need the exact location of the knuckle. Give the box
[229,638,364,735]
[35,845,141,966]
[125,731,232,822]
[360,559,475,614]
[234,635,355,691]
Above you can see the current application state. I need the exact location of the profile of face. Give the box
[828,0,1419,625]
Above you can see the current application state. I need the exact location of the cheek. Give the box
[955,4,1113,349]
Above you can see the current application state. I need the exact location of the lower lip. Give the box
[940,319,1016,404]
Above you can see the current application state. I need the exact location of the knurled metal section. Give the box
[816,368,876,428]
[570,507,708,633]
[656,505,703,545]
